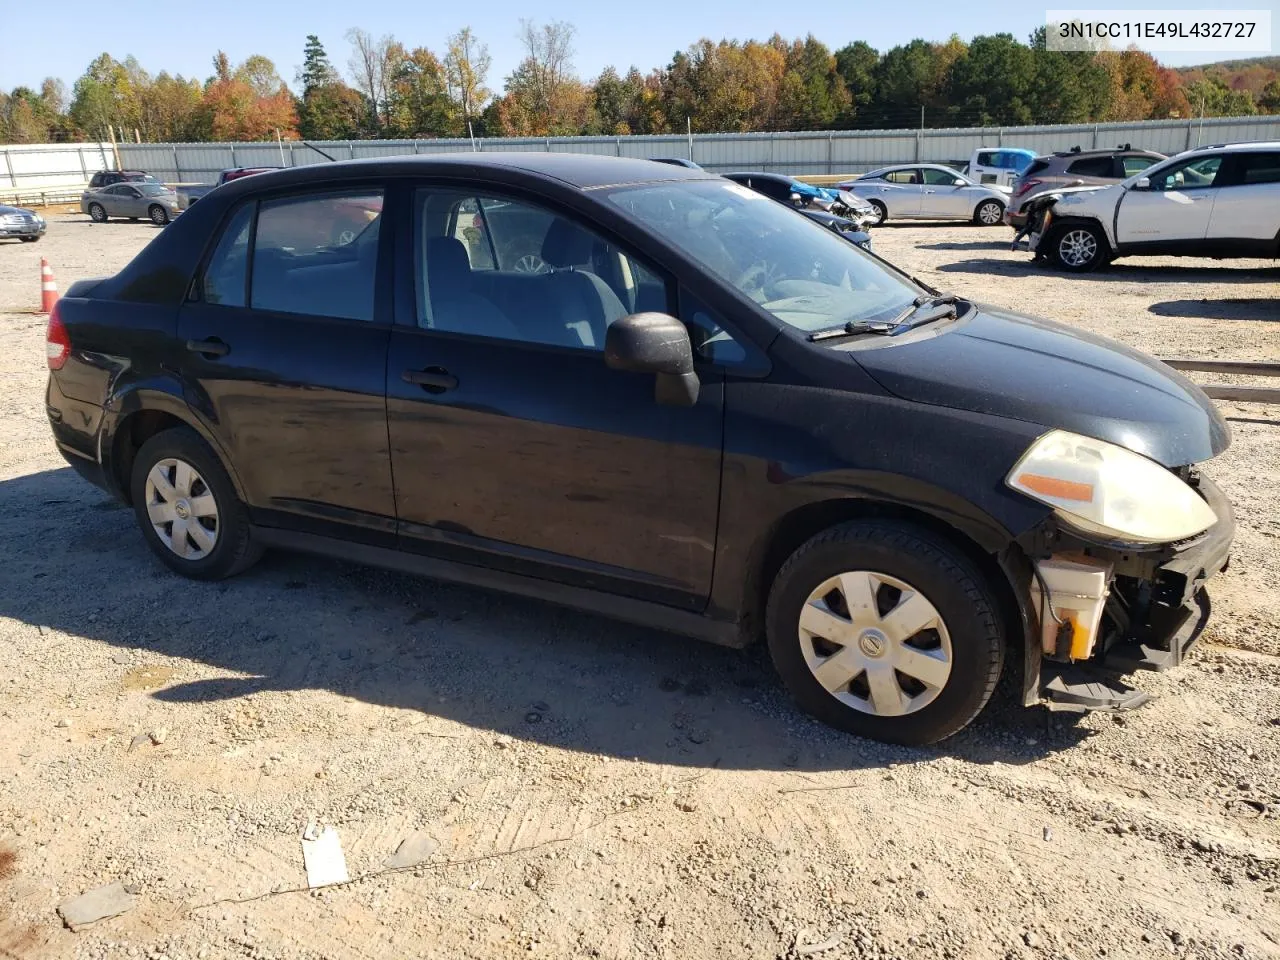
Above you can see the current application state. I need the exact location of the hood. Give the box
[849,305,1229,467]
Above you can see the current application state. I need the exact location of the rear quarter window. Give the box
[1237,152,1280,185]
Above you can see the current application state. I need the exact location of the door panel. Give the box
[877,172,923,217]
[1116,155,1223,245]
[1208,153,1280,241]
[387,335,724,605]
[177,188,396,543]
[386,185,725,608]
[920,169,969,217]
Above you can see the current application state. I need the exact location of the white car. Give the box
[1032,141,1280,271]
[837,164,1011,226]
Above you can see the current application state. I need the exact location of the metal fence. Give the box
[3,115,1278,197]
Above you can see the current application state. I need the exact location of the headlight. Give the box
[1007,430,1217,543]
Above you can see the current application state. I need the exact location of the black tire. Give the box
[868,199,888,225]
[88,203,107,223]
[973,199,1004,226]
[20,236,39,242]
[765,521,1004,745]
[130,427,262,580]
[1045,221,1107,272]
[148,205,170,226]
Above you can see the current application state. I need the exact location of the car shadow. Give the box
[937,259,1280,285]
[1149,299,1279,322]
[915,240,1014,252]
[0,466,1093,771]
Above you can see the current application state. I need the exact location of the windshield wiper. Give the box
[887,293,960,334]
[807,319,895,341]
[807,293,962,342]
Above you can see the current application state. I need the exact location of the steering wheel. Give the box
[735,259,783,298]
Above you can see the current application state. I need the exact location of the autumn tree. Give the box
[297,34,364,140]
[70,53,132,140]
[346,27,396,133]
[496,20,588,135]
[386,46,455,137]
[193,51,297,140]
[773,35,850,130]
[444,27,492,133]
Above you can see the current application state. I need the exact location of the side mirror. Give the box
[953,178,966,186]
[789,192,804,206]
[605,313,700,407]
[1134,176,1151,191]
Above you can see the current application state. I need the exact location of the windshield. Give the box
[607,180,918,332]
[137,184,170,196]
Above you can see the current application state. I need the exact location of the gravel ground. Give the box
[1,214,1278,960]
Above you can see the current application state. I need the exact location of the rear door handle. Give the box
[402,367,458,393]
[186,337,230,358]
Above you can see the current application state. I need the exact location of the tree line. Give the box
[2,26,1277,145]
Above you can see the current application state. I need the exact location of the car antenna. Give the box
[300,141,338,162]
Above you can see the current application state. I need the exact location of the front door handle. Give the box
[402,367,458,393]
[186,337,230,358]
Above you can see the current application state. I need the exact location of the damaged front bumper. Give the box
[1025,473,1234,712]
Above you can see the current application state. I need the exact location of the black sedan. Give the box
[45,153,1232,745]
[0,203,47,241]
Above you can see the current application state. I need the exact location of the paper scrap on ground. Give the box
[57,881,137,929]
[385,830,439,869]
[301,823,349,888]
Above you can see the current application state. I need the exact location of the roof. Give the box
[1191,140,1280,152]
[225,152,714,193]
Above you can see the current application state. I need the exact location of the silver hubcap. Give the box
[91,206,104,221]
[151,207,165,224]
[798,571,953,717]
[145,458,219,560]
[513,254,549,274]
[869,204,885,224]
[1059,229,1097,266]
[980,203,1001,224]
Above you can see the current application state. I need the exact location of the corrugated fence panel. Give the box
[8,115,1277,198]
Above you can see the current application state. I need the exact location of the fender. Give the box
[101,377,248,503]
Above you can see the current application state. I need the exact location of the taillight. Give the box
[1013,178,1042,198]
[46,303,70,370]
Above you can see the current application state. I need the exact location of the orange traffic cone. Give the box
[40,258,58,313]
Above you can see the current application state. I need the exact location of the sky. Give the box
[2,0,1276,94]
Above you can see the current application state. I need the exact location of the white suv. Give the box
[1032,141,1280,271]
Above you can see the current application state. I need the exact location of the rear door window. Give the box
[250,189,383,321]
[884,169,920,185]
[1234,152,1280,185]
[1066,156,1115,178]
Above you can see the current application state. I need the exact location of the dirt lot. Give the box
[1,214,1278,960]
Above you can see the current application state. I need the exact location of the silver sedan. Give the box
[81,182,181,225]
[836,164,1011,226]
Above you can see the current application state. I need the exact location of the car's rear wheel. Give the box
[88,203,107,223]
[130,427,261,580]
[149,205,170,226]
[20,236,38,242]
[1046,222,1107,271]
[867,200,888,225]
[765,521,1004,745]
[974,199,1004,226]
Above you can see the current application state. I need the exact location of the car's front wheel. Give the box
[149,205,170,226]
[20,236,39,243]
[130,427,261,580]
[974,199,1004,226]
[1046,222,1107,271]
[87,203,107,223]
[765,521,1004,745]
